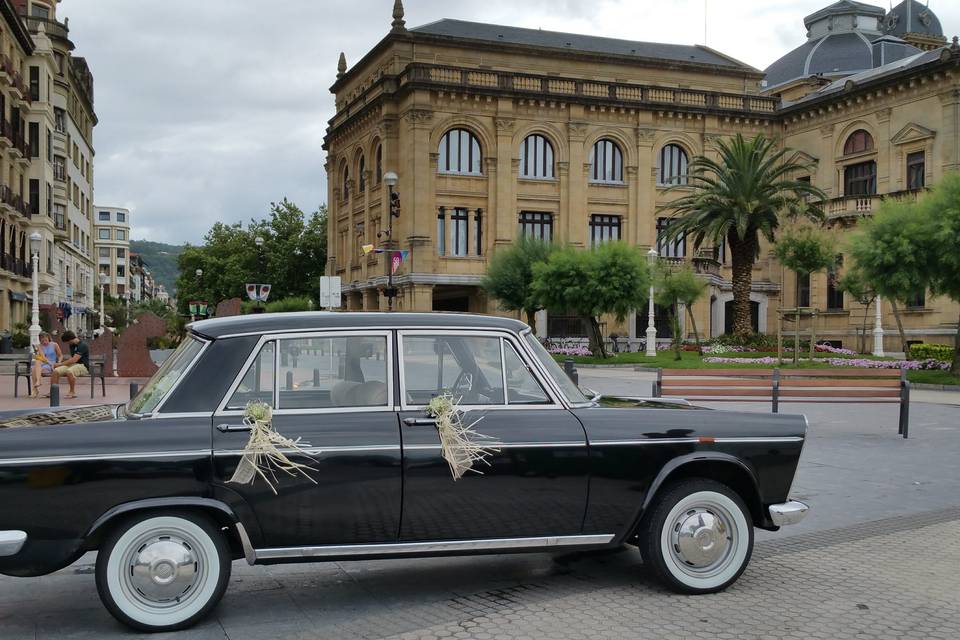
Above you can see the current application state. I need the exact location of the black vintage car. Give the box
[0,312,808,632]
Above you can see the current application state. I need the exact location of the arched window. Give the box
[438,128,482,175]
[658,143,689,186]
[357,154,366,193]
[341,162,349,199]
[519,134,555,179]
[589,139,623,183]
[843,130,874,155]
[374,144,383,185]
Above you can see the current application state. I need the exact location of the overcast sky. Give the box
[66,0,959,245]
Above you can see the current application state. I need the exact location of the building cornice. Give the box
[1,0,34,55]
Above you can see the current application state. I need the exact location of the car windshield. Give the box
[127,336,205,415]
[523,333,588,404]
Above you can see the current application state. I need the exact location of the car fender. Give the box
[85,496,240,541]
[629,452,764,536]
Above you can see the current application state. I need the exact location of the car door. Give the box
[211,330,402,548]
[397,330,589,541]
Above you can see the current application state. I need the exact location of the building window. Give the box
[116,211,126,223]
[589,139,623,183]
[375,144,382,185]
[54,108,66,133]
[906,290,925,310]
[826,255,844,311]
[98,247,109,258]
[99,229,110,240]
[450,208,469,257]
[99,211,110,221]
[117,265,126,278]
[844,161,877,196]
[28,179,39,216]
[658,143,689,186]
[843,129,874,155]
[437,208,446,256]
[589,214,621,247]
[341,164,349,198]
[519,134,555,179]
[117,230,126,241]
[438,128,482,175]
[53,156,66,181]
[30,3,50,18]
[798,272,811,308]
[656,218,685,258]
[117,248,126,259]
[906,151,925,190]
[518,211,553,241]
[29,66,40,101]
[358,155,366,193]
[29,122,39,158]
[474,209,483,256]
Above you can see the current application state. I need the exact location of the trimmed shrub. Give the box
[910,343,953,362]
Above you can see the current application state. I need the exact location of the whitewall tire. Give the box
[95,512,231,632]
[639,478,754,594]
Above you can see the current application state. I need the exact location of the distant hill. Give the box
[130,240,184,296]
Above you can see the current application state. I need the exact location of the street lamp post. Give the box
[872,295,885,357]
[28,232,41,348]
[645,248,658,357]
[382,171,400,311]
[98,273,109,333]
[194,269,203,322]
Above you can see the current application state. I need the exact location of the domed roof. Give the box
[884,1,943,38]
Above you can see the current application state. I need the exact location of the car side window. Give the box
[277,335,389,409]
[226,341,276,409]
[503,341,550,405]
[402,335,505,406]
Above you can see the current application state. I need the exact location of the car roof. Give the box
[190,311,530,339]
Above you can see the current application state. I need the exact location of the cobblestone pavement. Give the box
[0,371,958,638]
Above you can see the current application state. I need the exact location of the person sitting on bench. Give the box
[51,331,90,399]
[30,332,63,398]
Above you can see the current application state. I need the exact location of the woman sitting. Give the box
[31,332,63,398]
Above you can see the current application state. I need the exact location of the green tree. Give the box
[848,198,935,357]
[532,242,650,358]
[918,174,960,373]
[174,201,327,315]
[837,266,876,354]
[654,265,708,359]
[774,224,837,363]
[660,134,825,338]
[481,236,556,327]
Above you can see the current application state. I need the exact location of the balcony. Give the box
[23,16,71,43]
[0,253,33,279]
[825,189,927,221]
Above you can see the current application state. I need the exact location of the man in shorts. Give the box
[52,330,90,399]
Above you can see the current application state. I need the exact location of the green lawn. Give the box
[551,351,960,386]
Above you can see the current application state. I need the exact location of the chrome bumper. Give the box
[0,530,26,556]
[769,500,809,526]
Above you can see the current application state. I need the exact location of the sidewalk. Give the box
[0,374,150,411]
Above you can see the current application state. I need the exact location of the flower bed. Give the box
[548,346,593,357]
[702,356,950,370]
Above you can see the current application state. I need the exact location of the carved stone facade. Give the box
[325,7,960,349]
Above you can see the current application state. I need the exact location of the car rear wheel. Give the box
[95,512,231,632]
[638,478,753,594]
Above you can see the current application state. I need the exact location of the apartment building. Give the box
[93,205,128,298]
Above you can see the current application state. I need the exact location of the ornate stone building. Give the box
[325,0,959,351]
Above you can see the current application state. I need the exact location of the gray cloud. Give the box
[65,0,960,243]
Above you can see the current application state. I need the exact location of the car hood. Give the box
[0,405,126,429]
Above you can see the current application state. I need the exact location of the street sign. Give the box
[319,276,342,309]
[245,284,272,303]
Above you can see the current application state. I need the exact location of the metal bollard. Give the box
[286,371,294,390]
[313,368,320,387]
[563,358,578,385]
[49,384,60,408]
[130,382,139,399]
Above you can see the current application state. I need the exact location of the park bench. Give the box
[14,354,107,399]
[653,368,911,438]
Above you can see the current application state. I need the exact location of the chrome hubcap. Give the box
[127,535,200,605]
[669,505,737,576]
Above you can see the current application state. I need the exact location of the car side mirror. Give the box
[581,387,602,403]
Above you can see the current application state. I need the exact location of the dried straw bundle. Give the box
[427,394,499,481]
[228,401,317,495]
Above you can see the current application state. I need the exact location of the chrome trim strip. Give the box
[589,436,804,446]
[0,530,27,556]
[403,442,585,451]
[0,450,211,466]
[253,534,616,561]
[214,445,401,457]
[151,336,212,415]
[714,437,805,444]
[148,412,214,420]
[769,500,809,526]
[215,324,521,340]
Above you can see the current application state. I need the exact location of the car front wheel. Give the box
[639,478,754,594]
[95,511,231,632]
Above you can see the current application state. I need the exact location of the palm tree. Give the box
[659,134,826,338]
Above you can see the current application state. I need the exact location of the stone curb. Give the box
[911,382,960,392]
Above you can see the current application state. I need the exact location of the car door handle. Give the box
[403,417,437,427]
[216,423,252,433]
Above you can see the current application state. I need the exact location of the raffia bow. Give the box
[228,401,317,495]
[427,394,499,481]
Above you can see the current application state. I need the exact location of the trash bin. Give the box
[0,336,12,354]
